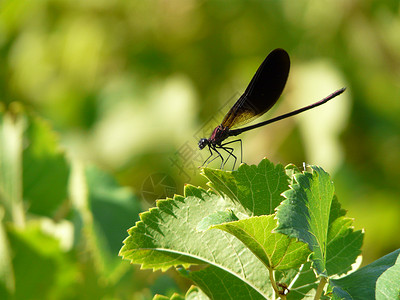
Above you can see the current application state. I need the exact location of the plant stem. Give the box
[269,268,287,300]
[314,277,328,300]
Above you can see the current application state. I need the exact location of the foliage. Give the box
[120,159,400,299]
[0,109,148,299]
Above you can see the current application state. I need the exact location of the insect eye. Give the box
[198,139,208,150]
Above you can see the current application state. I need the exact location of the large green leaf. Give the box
[196,210,239,232]
[120,184,272,297]
[207,215,310,270]
[330,248,400,300]
[275,166,363,278]
[275,166,334,276]
[203,159,290,216]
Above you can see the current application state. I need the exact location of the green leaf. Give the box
[284,164,302,185]
[209,215,310,270]
[275,166,363,278]
[23,114,69,217]
[275,166,335,276]
[197,210,238,232]
[153,294,185,300]
[376,252,400,300]
[0,210,14,297]
[328,195,347,223]
[325,196,363,277]
[183,285,210,300]
[203,159,290,216]
[153,285,212,300]
[69,163,143,281]
[7,224,78,300]
[179,265,269,300]
[325,216,363,276]
[120,184,272,297]
[330,248,400,300]
[86,166,143,273]
[0,109,25,224]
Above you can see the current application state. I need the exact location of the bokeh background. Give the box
[1,0,400,299]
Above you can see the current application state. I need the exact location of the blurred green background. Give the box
[1,0,400,299]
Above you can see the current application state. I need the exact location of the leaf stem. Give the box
[314,277,327,300]
[268,269,287,300]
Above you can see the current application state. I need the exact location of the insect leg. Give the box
[220,139,243,164]
[204,146,224,168]
[199,145,214,168]
[219,146,237,170]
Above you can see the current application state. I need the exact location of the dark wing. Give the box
[221,48,290,129]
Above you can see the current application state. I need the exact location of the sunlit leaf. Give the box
[203,159,290,216]
[208,215,310,270]
[120,184,272,297]
[276,166,363,277]
[275,166,334,276]
[196,210,238,232]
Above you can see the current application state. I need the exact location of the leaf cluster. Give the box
[0,109,147,299]
[120,160,400,299]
